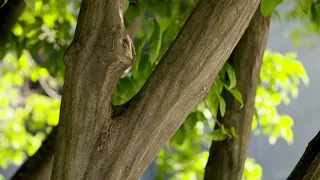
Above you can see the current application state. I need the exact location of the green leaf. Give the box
[0,43,6,60]
[138,54,153,81]
[124,0,130,12]
[227,87,243,108]
[132,36,148,80]
[211,129,229,141]
[231,127,239,139]
[218,96,226,117]
[310,3,320,25]
[173,125,186,145]
[25,0,36,11]
[221,125,229,135]
[279,115,294,128]
[260,0,283,16]
[224,62,237,89]
[148,19,162,64]
[243,158,263,179]
[281,127,293,145]
[300,0,312,14]
[12,24,23,36]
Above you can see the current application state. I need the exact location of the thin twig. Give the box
[203,98,233,139]
[38,77,61,99]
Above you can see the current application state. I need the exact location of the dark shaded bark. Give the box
[0,0,26,45]
[204,8,270,180]
[287,130,320,180]
[51,0,260,179]
[11,127,57,180]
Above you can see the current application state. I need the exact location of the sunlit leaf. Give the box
[231,127,239,139]
[224,62,237,89]
[12,24,23,36]
[221,125,229,135]
[211,129,229,141]
[279,115,294,128]
[218,96,226,117]
[300,0,313,14]
[228,87,243,108]
[261,0,283,16]
[243,158,263,180]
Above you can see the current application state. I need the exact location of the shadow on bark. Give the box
[204,8,270,180]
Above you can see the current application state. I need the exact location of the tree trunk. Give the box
[11,105,127,179]
[204,8,270,180]
[51,0,260,179]
[288,130,320,180]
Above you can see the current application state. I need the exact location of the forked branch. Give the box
[52,0,261,179]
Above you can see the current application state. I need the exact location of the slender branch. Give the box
[38,77,61,99]
[287,130,320,180]
[52,0,260,179]
[113,0,261,178]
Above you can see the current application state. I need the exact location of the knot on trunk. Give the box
[115,30,135,65]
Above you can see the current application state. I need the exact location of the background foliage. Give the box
[0,0,315,179]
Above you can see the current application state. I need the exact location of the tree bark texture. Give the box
[288,130,320,180]
[204,8,270,180]
[11,104,128,180]
[0,0,25,45]
[51,0,260,179]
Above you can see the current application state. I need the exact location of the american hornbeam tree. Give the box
[51,0,262,179]
[0,0,319,179]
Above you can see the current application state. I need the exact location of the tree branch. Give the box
[51,0,136,179]
[52,0,260,179]
[113,0,261,178]
[288,130,320,180]
[204,8,270,180]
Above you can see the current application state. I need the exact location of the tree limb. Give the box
[204,8,270,180]
[288,130,320,180]
[112,0,261,178]
[52,0,260,179]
